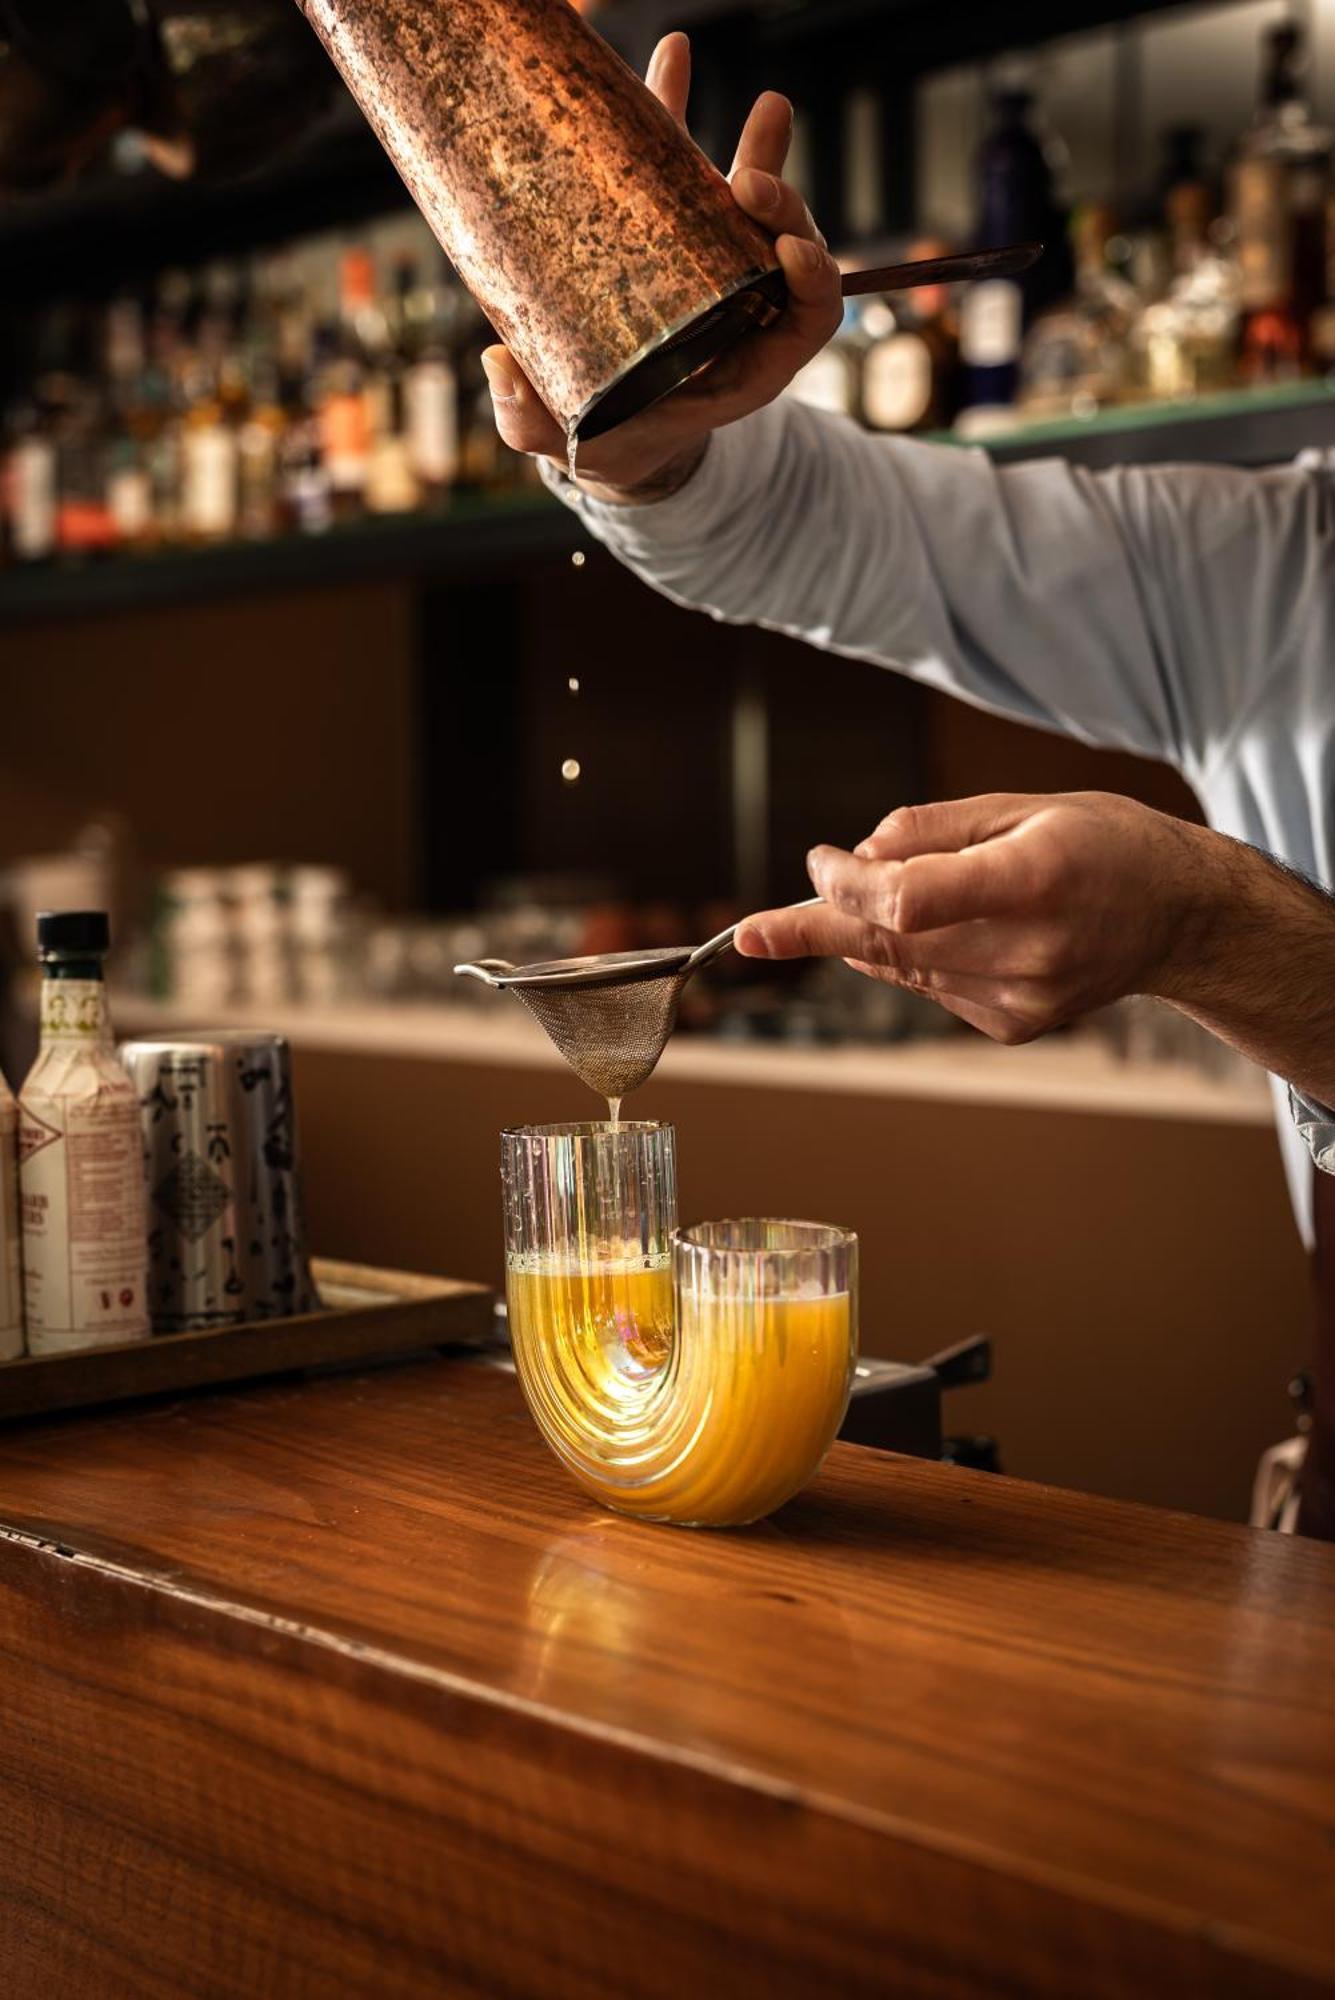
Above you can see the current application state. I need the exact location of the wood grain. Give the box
[0,1259,494,1421]
[1,1359,1333,1998]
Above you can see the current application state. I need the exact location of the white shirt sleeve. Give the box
[546,398,1333,783]
[1290,1087,1335,1175]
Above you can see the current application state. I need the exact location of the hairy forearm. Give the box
[1155,828,1335,1107]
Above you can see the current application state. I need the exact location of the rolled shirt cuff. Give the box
[1290,1085,1335,1174]
[537,403,791,556]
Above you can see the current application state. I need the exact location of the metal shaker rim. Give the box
[574,265,785,443]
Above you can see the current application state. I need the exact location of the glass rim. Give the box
[673,1218,857,1254]
[500,1120,672,1140]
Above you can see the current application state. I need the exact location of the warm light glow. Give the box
[571,550,586,568]
[561,758,581,783]
[567,677,580,694]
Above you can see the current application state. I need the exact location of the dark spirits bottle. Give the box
[1232,22,1331,378]
[959,88,1065,431]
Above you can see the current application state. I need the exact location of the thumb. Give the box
[480,346,567,458]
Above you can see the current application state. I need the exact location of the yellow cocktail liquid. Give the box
[507,1257,854,1526]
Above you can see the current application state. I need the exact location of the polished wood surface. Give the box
[2,1358,1333,1998]
[290,1043,1308,1522]
[0,1260,493,1421]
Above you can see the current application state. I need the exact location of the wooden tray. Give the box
[0,1259,496,1423]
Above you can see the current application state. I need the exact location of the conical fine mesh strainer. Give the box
[454,900,822,1099]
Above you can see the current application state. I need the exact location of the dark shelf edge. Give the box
[0,494,583,627]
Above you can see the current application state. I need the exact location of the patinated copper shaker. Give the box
[292,0,784,440]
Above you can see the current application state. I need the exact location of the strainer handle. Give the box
[687,896,825,972]
[453,958,519,985]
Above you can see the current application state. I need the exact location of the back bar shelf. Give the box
[2,381,1331,627]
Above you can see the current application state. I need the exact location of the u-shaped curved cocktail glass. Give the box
[502,1122,857,1527]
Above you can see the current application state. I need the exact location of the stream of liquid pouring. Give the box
[570,414,618,1140]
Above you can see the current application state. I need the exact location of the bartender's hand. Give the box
[479,32,842,504]
[736,792,1335,1106]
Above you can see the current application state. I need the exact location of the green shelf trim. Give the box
[924,379,1335,453]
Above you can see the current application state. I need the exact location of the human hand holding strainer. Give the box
[454,898,823,1100]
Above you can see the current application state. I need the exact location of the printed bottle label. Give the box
[107,463,153,541]
[20,1085,150,1349]
[183,426,238,538]
[863,333,934,431]
[321,392,370,493]
[960,280,1023,367]
[0,1093,21,1359]
[10,438,57,560]
[407,363,459,483]
[787,348,858,418]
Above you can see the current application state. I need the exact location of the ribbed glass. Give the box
[503,1122,679,1512]
[670,1220,858,1525]
[503,1121,856,1530]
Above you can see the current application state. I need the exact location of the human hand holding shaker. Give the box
[291,4,1033,496]
[292,0,792,455]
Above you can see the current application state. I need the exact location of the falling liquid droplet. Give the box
[571,550,586,569]
[561,758,582,784]
[567,677,580,695]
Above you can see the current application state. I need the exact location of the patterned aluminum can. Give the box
[121,1031,320,1333]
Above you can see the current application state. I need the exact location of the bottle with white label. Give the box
[862,266,961,436]
[785,299,865,420]
[19,911,151,1355]
[0,1069,22,1360]
[4,405,57,564]
[399,261,460,502]
[959,86,1063,430]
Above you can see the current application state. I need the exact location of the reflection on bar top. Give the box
[108,993,1271,1129]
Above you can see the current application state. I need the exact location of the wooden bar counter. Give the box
[2,1357,1334,1999]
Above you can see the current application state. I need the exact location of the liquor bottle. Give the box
[1132,180,1240,402]
[354,252,418,515]
[180,352,239,543]
[139,270,190,544]
[101,294,155,551]
[317,248,375,521]
[104,432,154,551]
[56,401,118,560]
[1231,22,1331,379]
[144,384,186,548]
[2,402,57,564]
[786,297,866,419]
[280,336,333,537]
[30,304,114,559]
[365,368,421,515]
[454,290,509,490]
[1021,205,1136,417]
[400,257,460,503]
[237,353,289,540]
[958,86,1066,432]
[860,250,961,434]
[19,910,150,1356]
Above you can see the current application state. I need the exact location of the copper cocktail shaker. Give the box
[293,0,783,441]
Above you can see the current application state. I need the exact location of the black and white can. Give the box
[121,1032,320,1333]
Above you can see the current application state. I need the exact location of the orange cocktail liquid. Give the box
[506,1257,853,1526]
